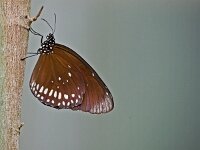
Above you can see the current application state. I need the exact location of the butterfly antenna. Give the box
[30,27,42,36]
[41,18,54,34]
[53,13,56,34]
[21,54,38,61]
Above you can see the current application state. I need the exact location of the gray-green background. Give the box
[21,0,200,150]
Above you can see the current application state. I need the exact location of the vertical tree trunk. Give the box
[0,0,31,149]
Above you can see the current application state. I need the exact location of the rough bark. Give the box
[0,0,31,149]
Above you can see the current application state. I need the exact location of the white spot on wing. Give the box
[71,94,75,97]
[51,100,54,104]
[67,102,70,106]
[58,77,61,81]
[58,92,62,99]
[47,99,50,102]
[49,89,53,96]
[39,86,44,93]
[68,72,72,77]
[32,87,35,92]
[54,91,57,98]
[62,101,65,106]
[34,91,37,95]
[31,82,34,88]
[44,88,48,94]
[36,84,40,90]
[64,94,68,99]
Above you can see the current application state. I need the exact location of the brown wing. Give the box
[54,44,114,114]
[30,48,85,109]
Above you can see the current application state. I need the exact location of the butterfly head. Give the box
[38,33,55,54]
[46,33,55,41]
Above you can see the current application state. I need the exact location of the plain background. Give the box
[21,0,200,150]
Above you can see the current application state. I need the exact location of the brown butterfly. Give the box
[23,17,114,114]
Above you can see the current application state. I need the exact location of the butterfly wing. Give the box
[30,50,85,109]
[54,44,114,114]
[30,43,114,114]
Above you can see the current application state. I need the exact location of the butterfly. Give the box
[22,16,114,114]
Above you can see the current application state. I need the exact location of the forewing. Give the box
[30,51,85,109]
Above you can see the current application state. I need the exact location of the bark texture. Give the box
[0,0,31,149]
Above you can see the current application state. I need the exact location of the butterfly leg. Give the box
[20,28,42,60]
[29,27,43,43]
[20,53,39,61]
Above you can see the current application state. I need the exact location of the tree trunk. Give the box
[0,0,31,149]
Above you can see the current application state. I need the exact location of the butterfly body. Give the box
[29,33,114,114]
